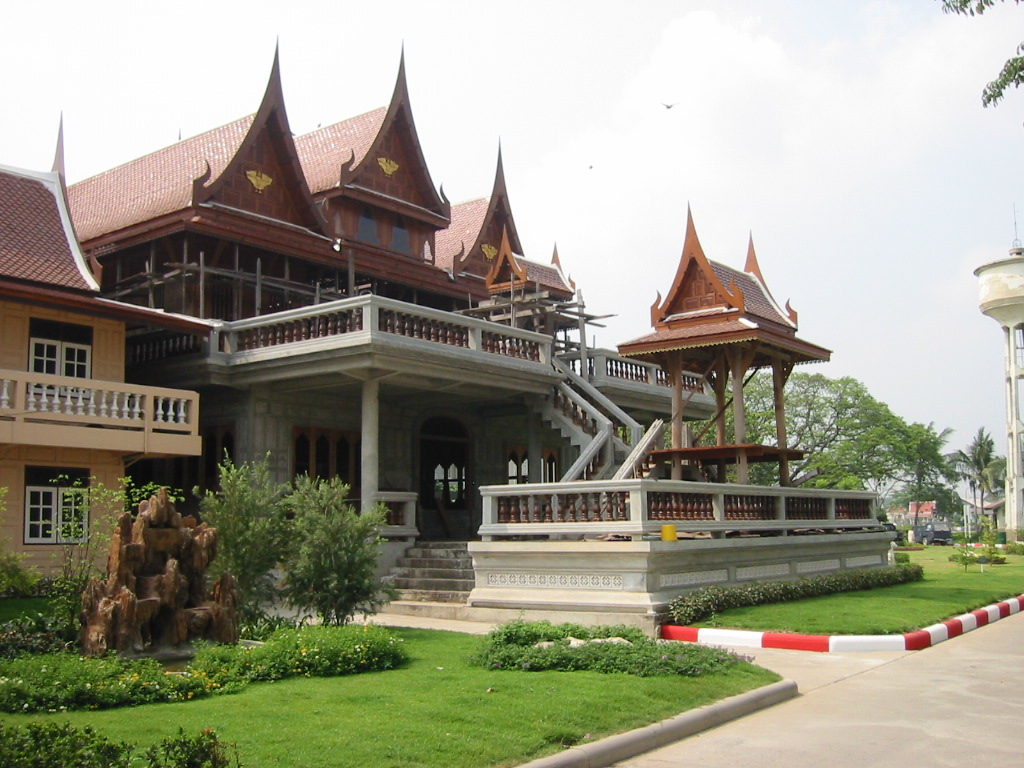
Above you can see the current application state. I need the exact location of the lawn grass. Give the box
[695,547,1024,634]
[0,597,46,622]
[0,628,779,768]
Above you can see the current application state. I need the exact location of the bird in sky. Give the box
[662,102,676,109]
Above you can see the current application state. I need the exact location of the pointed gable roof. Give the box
[484,227,573,299]
[300,53,448,221]
[0,163,98,293]
[435,149,522,274]
[296,107,388,195]
[70,50,327,242]
[194,48,328,234]
[619,207,829,366]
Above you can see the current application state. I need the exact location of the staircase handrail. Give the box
[552,380,614,481]
[553,357,642,444]
[611,419,665,480]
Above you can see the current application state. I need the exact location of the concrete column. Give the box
[360,378,380,513]
[1006,325,1021,539]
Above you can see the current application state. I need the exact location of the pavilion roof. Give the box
[618,207,830,368]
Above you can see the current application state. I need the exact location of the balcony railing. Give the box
[565,350,704,392]
[202,295,551,365]
[478,478,878,539]
[0,370,200,456]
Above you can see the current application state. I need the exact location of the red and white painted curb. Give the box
[660,594,1024,653]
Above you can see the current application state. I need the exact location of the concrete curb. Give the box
[661,593,1024,652]
[516,679,798,768]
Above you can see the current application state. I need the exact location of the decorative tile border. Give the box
[660,569,729,588]
[485,572,624,589]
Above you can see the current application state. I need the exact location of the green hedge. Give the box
[666,564,924,625]
[473,620,741,677]
[0,624,406,714]
[0,723,233,768]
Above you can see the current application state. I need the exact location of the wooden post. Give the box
[729,349,749,484]
[670,351,683,480]
[772,357,791,486]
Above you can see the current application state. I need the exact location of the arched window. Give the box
[391,216,411,254]
[357,207,378,244]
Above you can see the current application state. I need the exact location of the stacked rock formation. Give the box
[80,488,239,656]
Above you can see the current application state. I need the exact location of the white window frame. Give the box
[30,337,91,379]
[24,484,87,544]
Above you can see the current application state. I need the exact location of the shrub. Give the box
[0,722,235,768]
[0,544,39,598]
[0,612,71,658]
[0,652,226,713]
[238,611,303,641]
[474,620,739,677]
[0,625,406,714]
[893,552,911,564]
[666,564,925,625]
[190,624,407,683]
[280,475,396,625]
[199,455,291,623]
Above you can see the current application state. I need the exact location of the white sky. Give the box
[4,0,1022,456]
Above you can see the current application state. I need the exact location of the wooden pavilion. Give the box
[618,208,830,485]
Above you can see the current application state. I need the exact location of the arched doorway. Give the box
[419,416,472,540]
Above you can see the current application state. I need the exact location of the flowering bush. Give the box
[0,652,225,713]
[0,625,406,713]
[667,564,925,625]
[190,624,407,683]
[473,620,740,677]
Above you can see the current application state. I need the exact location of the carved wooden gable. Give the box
[665,260,729,316]
[205,119,321,231]
[350,108,441,214]
[464,199,518,276]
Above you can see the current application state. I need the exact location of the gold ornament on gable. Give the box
[377,157,400,177]
[481,244,498,261]
[245,169,274,193]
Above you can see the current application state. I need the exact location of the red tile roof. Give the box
[295,108,387,195]
[0,165,97,292]
[68,116,255,242]
[709,261,793,329]
[435,197,488,270]
[517,255,573,296]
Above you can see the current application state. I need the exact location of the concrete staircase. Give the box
[388,541,474,604]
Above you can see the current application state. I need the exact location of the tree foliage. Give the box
[942,0,1024,106]
[280,475,396,626]
[198,456,290,623]
[700,372,957,502]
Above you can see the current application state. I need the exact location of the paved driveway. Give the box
[616,611,1024,767]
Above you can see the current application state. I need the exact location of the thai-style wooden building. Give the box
[42,51,890,625]
[64,52,708,554]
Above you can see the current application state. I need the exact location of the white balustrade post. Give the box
[468,326,481,351]
[712,493,725,522]
[364,300,379,333]
[827,497,837,521]
[630,486,646,527]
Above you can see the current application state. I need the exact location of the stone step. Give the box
[390,566,475,580]
[395,556,474,570]
[411,541,469,551]
[393,577,476,592]
[395,590,470,604]
[401,547,471,560]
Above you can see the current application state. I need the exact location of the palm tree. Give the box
[954,428,997,539]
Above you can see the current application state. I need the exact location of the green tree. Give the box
[942,0,1024,106]
[898,423,958,528]
[720,372,919,493]
[953,427,1003,536]
[198,455,290,623]
[280,475,396,626]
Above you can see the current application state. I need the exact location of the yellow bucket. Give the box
[661,524,678,541]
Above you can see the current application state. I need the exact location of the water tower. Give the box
[975,243,1024,540]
